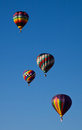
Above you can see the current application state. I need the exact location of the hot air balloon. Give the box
[51,94,72,122]
[36,53,55,76]
[13,11,29,32]
[23,70,36,86]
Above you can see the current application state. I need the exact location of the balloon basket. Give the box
[60,117,63,122]
[19,29,22,32]
[44,74,47,77]
[28,84,30,86]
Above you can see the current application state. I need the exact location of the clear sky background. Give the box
[0,0,82,130]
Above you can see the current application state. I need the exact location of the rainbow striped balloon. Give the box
[37,53,55,76]
[13,11,29,32]
[23,70,36,85]
[51,94,72,121]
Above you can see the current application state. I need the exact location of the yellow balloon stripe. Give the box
[27,70,32,73]
[14,18,28,23]
[53,98,59,114]
[27,76,31,80]
[57,99,62,116]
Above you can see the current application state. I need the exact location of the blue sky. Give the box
[0,0,82,130]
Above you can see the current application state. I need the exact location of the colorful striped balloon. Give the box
[23,70,36,85]
[37,53,55,76]
[13,11,29,32]
[51,94,72,121]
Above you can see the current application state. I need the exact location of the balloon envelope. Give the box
[13,11,29,31]
[37,53,55,75]
[51,94,72,120]
[23,70,36,85]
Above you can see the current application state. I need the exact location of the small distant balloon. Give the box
[36,53,55,76]
[13,11,29,32]
[23,70,36,86]
[51,94,72,122]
